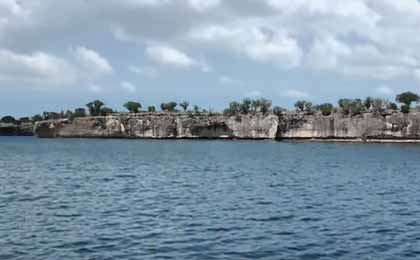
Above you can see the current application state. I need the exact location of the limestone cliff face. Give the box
[0,122,34,136]
[34,113,279,139]
[278,112,420,140]
[33,112,420,141]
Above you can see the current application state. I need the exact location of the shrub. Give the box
[401,104,410,114]
[100,107,113,116]
[273,106,286,115]
[1,116,17,124]
[389,102,398,110]
[32,114,43,122]
[86,100,105,116]
[180,101,189,111]
[317,103,334,116]
[294,100,313,113]
[124,101,142,113]
[396,91,419,107]
[161,102,177,112]
[74,108,87,118]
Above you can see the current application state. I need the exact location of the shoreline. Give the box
[3,135,420,144]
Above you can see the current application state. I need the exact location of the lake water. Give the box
[1,137,420,260]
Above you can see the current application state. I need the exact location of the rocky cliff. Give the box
[34,113,279,139]
[33,112,420,142]
[278,112,420,141]
[0,122,34,136]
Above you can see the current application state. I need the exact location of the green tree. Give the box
[401,104,410,114]
[1,116,17,124]
[100,107,113,116]
[364,97,373,110]
[273,106,286,115]
[193,105,200,113]
[148,106,156,112]
[161,102,177,112]
[260,99,272,114]
[74,108,86,118]
[86,100,105,116]
[180,101,190,111]
[19,117,31,123]
[396,92,419,113]
[317,103,334,116]
[124,101,142,113]
[389,102,398,111]
[240,98,252,114]
[294,100,313,112]
[224,101,241,114]
[32,114,43,122]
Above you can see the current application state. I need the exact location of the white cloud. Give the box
[0,49,76,86]
[281,89,309,98]
[219,75,241,85]
[190,23,303,68]
[121,81,137,93]
[73,46,113,74]
[145,45,196,68]
[188,0,221,12]
[88,84,104,93]
[129,65,158,78]
[118,0,170,7]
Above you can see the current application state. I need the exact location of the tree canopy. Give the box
[124,101,142,113]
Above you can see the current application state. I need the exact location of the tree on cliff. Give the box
[260,99,272,114]
[161,102,177,112]
[1,116,17,124]
[317,103,334,116]
[273,106,286,115]
[74,108,87,118]
[294,100,313,113]
[100,107,113,116]
[32,114,43,122]
[240,98,252,113]
[224,101,241,115]
[86,100,105,116]
[180,101,190,111]
[124,101,142,113]
[396,92,419,113]
[338,99,364,116]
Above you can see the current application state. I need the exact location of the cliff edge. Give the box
[33,112,420,142]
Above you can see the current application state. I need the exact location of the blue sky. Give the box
[1,0,420,117]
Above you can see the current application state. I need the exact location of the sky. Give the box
[1,0,420,117]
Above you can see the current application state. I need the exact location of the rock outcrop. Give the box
[34,113,279,139]
[278,112,420,141]
[0,122,34,136]
[33,111,420,142]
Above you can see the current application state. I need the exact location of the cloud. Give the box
[190,23,303,68]
[375,86,394,96]
[73,46,113,74]
[281,89,309,98]
[0,48,76,86]
[121,81,137,93]
[219,75,241,85]
[188,0,221,12]
[87,84,104,93]
[129,65,158,78]
[145,45,196,68]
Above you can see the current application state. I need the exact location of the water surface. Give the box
[1,137,420,259]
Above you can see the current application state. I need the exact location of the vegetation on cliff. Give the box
[2,92,420,127]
